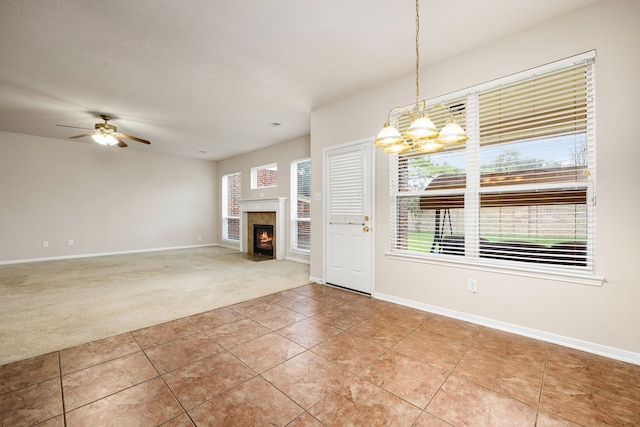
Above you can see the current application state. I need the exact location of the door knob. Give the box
[363,226,370,232]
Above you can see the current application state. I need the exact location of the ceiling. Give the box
[0,0,596,161]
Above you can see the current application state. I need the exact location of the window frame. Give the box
[222,172,241,242]
[387,51,603,286]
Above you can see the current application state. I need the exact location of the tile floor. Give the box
[1,283,639,426]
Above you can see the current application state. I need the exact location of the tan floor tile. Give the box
[160,413,196,426]
[35,414,65,427]
[144,332,223,374]
[393,332,468,372]
[204,317,270,348]
[163,351,255,410]
[415,315,483,346]
[131,317,200,349]
[348,316,414,347]
[229,332,305,373]
[312,304,374,330]
[375,304,433,329]
[540,372,640,425]
[427,375,537,426]
[360,350,448,409]
[0,352,59,395]
[277,317,342,348]
[65,377,182,427]
[471,328,547,368]
[309,376,422,426]
[281,296,334,316]
[261,289,309,306]
[62,351,157,410]
[412,412,454,426]
[262,351,351,409]
[189,376,303,426]
[453,347,543,406]
[60,333,140,374]
[535,412,582,426]
[310,331,386,374]
[229,298,281,317]
[188,306,245,330]
[546,343,640,399]
[0,378,62,427]
[250,305,307,330]
[287,412,325,426]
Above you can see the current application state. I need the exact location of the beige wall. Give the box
[217,135,310,258]
[310,0,640,358]
[0,131,217,262]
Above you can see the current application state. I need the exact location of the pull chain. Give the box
[415,0,420,107]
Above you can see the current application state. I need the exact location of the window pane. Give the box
[223,172,241,241]
[227,218,240,241]
[291,158,311,252]
[252,164,278,188]
[296,221,310,250]
[395,195,464,253]
[227,173,241,216]
[480,203,587,266]
[296,159,311,219]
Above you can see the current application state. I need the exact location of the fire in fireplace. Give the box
[253,224,274,257]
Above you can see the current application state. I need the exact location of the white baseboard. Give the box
[0,244,218,265]
[374,291,640,366]
[309,276,324,284]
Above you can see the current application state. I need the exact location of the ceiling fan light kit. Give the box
[374,0,468,155]
[58,114,150,148]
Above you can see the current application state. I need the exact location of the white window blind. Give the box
[328,147,365,225]
[290,158,311,251]
[390,53,595,274]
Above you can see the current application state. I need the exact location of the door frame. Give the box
[322,137,376,294]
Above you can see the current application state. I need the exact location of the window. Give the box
[390,53,595,275]
[222,172,241,241]
[290,158,311,251]
[251,163,278,189]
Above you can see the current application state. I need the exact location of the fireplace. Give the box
[238,197,287,260]
[253,224,274,257]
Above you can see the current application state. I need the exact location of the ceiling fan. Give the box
[57,114,151,148]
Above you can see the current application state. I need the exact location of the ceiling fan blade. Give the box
[56,124,93,130]
[118,132,151,145]
[69,132,97,139]
[115,137,128,148]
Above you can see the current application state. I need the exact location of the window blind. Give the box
[390,53,595,273]
[328,147,365,224]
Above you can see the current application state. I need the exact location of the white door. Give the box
[324,139,374,294]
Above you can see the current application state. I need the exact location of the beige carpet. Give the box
[0,246,311,365]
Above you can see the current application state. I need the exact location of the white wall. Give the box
[0,131,217,262]
[217,135,310,260]
[310,0,640,359]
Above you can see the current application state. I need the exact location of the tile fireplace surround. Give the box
[239,197,287,260]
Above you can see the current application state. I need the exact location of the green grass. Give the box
[406,231,585,253]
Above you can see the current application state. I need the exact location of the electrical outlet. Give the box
[198,236,202,241]
[68,240,74,247]
[468,278,478,293]
[42,241,48,248]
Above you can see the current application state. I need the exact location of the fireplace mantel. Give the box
[238,197,287,260]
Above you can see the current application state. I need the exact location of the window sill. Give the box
[384,251,604,287]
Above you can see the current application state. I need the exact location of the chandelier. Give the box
[374,0,468,154]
